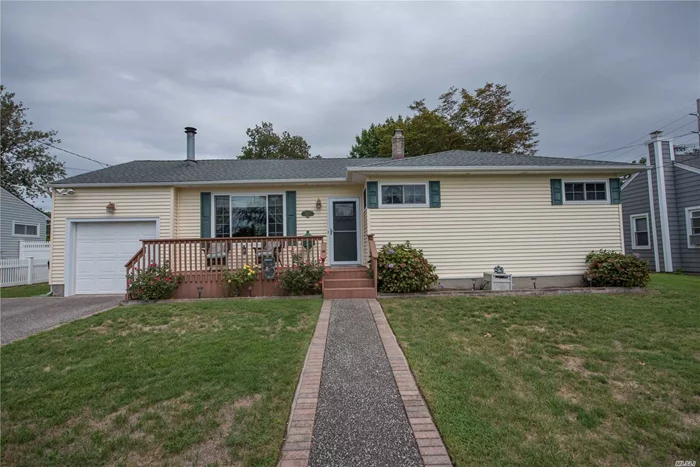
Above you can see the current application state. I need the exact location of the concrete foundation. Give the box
[50,284,65,297]
[438,274,585,291]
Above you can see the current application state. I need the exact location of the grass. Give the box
[381,274,700,467]
[0,298,321,466]
[1,283,50,298]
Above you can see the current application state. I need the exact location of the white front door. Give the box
[74,221,157,294]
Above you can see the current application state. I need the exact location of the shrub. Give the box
[376,241,438,293]
[127,262,182,300]
[277,253,327,295]
[583,250,650,288]
[222,264,258,297]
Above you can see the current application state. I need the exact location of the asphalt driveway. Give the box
[1,295,122,344]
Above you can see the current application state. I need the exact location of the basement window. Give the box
[564,180,608,203]
[630,214,650,249]
[12,222,40,238]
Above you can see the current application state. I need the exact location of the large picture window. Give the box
[213,194,284,238]
[564,181,608,203]
[379,183,428,207]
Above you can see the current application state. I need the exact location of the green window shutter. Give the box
[286,191,297,236]
[429,181,441,208]
[609,178,621,204]
[367,182,378,209]
[550,179,563,205]
[200,192,211,238]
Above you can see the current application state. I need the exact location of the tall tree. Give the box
[350,82,539,157]
[239,122,313,160]
[1,86,65,199]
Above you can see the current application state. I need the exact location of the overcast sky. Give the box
[2,1,699,209]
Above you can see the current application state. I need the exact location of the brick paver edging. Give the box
[368,299,452,466]
[278,300,331,467]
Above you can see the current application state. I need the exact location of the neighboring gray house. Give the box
[0,187,49,259]
[621,131,700,273]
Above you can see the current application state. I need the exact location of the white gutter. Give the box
[347,165,643,174]
[676,162,700,175]
[654,140,673,272]
[51,177,348,188]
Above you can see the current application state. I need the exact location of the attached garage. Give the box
[71,220,157,295]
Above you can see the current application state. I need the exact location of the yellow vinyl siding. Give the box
[367,174,623,278]
[50,187,173,284]
[176,184,366,264]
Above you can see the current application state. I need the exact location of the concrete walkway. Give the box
[280,299,450,466]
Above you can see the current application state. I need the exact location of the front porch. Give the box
[124,235,379,299]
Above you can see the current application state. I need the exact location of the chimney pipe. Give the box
[392,129,405,160]
[649,130,663,140]
[185,127,197,161]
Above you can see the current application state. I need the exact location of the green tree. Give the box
[1,86,65,199]
[239,122,313,159]
[350,82,538,157]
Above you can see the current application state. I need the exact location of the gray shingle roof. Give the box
[356,150,633,168]
[54,158,384,185]
[53,150,637,186]
[676,154,700,169]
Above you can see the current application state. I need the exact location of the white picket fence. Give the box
[1,257,49,287]
[19,240,50,260]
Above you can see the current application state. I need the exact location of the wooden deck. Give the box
[125,234,380,299]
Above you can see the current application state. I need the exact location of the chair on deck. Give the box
[257,240,281,265]
[205,241,230,268]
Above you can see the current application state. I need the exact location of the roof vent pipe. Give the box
[392,129,405,160]
[185,127,197,161]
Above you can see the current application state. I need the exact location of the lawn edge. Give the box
[368,299,453,466]
[278,299,331,467]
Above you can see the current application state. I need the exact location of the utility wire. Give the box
[42,143,110,167]
[64,166,92,172]
[574,106,695,159]
[580,131,699,164]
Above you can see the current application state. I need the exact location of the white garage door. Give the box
[74,221,157,294]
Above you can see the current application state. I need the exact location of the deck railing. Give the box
[125,236,326,296]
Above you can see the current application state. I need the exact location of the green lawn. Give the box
[1,283,50,298]
[1,299,321,466]
[382,274,700,467]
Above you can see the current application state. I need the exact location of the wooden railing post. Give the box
[368,234,378,292]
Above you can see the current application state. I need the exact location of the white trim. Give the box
[327,197,362,266]
[621,172,639,190]
[619,205,625,254]
[378,181,429,208]
[210,191,286,238]
[64,217,160,296]
[51,178,348,188]
[646,167,660,272]
[347,165,641,174]
[685,205,700,249]
[669,142,676,162]
[630,213,651,250]
[561,179,609,204]
[676,162,700,176]
[654,141,673,272]
[12,221,41,238]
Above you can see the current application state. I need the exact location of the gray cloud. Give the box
[2,1,698,210]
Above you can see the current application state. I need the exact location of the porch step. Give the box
[323,287,377,299]
[325,268,369,280]
[323,278,375,289]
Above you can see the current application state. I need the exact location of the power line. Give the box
[64,166,92,172]
[42,143,110,167]
[580,131,699,164]
[574,106,695,159]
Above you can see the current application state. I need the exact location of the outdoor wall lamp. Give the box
[316,198,322,210]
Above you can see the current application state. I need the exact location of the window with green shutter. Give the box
[429,181,441,208]
[550,179,563,205]
[367,182,378,209]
